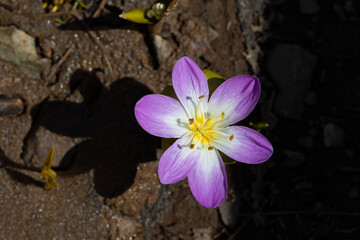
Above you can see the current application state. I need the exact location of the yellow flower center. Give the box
[188,95,234,150]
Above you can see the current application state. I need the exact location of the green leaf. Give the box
[220,152,237,165]
[249,122,269,132]
[203,69,226,97]
[161,138,177,153]
[207,77,225,97]
[55,18,66,25]
[72,1,79,10]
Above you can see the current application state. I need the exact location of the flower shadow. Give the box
[25,70,157,197]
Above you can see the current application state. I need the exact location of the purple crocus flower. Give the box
[135,57,273,208]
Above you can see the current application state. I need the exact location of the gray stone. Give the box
[267,44,317,119]
[0,97,24,116]
[0,26,51,80]
[297,136,314,149]
[295,181,313,190]
[323,123,344,147]
[283,150,306,168]
[333,4,346,21]
[273,0,285,5]
[298,0,320,14]
[304,91,317,106]
[193,228,212,240]
[218,196,239,229]
[349,186,358,199]
[344,1,356,13]
[152,34,174,60]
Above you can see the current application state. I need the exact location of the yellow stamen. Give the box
[202,131,216,140]
[195,96,204,124]
[186,97,234,150]
[191,133,202,145]
[189,124,197,132]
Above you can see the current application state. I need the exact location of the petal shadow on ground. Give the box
[22,69,157,198]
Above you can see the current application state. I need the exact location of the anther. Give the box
[221,112,225,118]
[208,146,214,150]
[229,135,234,141]
[198,95,205,99]
[188,118,194,124]
[189,144,195,149]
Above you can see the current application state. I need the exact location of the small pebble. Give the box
[323,123,344,147]
[349,186,358,199]
[304,91,317,106]
[0,97,24,115]
[298,0,320,14]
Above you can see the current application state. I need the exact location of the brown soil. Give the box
[0,0,255,239]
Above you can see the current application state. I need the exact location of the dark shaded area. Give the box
[23,70,157,198]
[0,148,42,187]
[228,0,360,239]
[4,168,43,187]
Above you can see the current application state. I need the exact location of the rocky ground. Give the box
[0,0,359,239]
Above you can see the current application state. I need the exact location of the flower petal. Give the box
[213,126,273,164]
[208,75,261,126]
[135,94,188,138]
[188,150,227,208]
[172,57,209,117]
[158,136,199,184]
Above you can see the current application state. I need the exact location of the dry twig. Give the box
[92,0,107,18]
[47,47,74,82]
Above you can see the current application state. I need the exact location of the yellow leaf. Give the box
[44,171,58,190]
[52,4,59,12]
[40,147,58,190]
[77,1,86,8]
[203,69,226,80]
[119,8,154,24]
[40,147,55,178]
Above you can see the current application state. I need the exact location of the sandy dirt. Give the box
[0,0,254,239]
